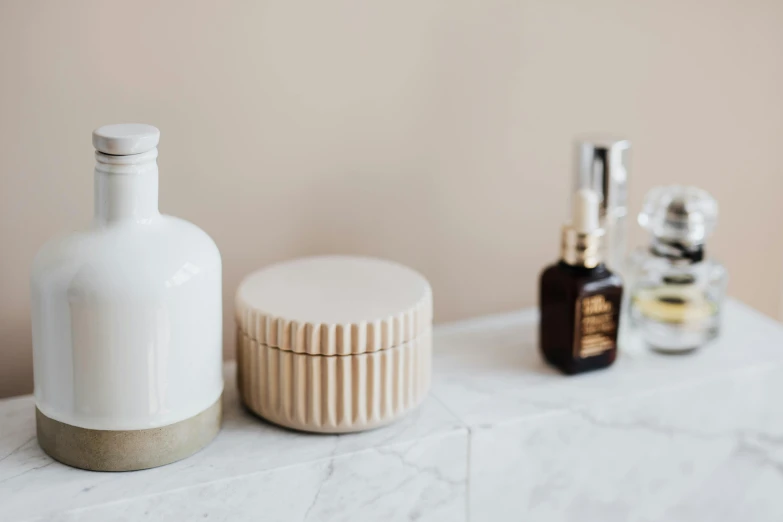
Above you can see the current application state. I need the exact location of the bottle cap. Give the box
[92,124,160,156]
[561,189,605,268]
[574,137,631,224]
[638,186,718,246]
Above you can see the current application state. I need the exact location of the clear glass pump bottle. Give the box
[574,137,631,276]
[628,186,727,353]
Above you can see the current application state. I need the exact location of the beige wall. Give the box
[2,0,782,398]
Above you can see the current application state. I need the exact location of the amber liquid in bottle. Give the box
[539,261,622,375]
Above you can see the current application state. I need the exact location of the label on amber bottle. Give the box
[574,294,617,358]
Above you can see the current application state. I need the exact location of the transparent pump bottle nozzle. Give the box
[574,137,631,275]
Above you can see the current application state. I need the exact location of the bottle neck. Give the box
[650,237,705,263]
[557,259,608,276]
[94,149,160,224]
[560,225,604,269]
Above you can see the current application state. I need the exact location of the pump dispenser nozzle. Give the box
[562,189,604,268]
[574,137,630,274]
[572,189,600,234]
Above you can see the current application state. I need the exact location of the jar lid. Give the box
[236,256,433,355]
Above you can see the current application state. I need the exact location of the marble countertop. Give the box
[0,367,467,522]
[2,298,783,521]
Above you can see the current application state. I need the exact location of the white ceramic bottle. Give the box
[31,124,223,471]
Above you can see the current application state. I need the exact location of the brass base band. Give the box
[36,395,222,472]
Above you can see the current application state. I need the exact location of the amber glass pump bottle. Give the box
[539,189,623,375]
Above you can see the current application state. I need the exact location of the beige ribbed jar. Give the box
[235,256,433,433]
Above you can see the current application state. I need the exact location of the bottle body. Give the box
[539,261,623,375]
[31,217,223,430]
[30,126,223,435]
[628,247,726,353]
[605,211,627,277]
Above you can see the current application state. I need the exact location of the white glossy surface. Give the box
[30,127,222,430]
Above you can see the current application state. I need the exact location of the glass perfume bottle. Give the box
[628,186,727,353]
[539,189,623,375]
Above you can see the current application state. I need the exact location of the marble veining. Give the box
[0,364,467,522]
[468,365,783,521]
[3,298,783,521]
[27,431,467,522]
[430,299,783,521]
[432,300,783,427]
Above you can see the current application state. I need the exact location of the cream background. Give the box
[1,0,782,398]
